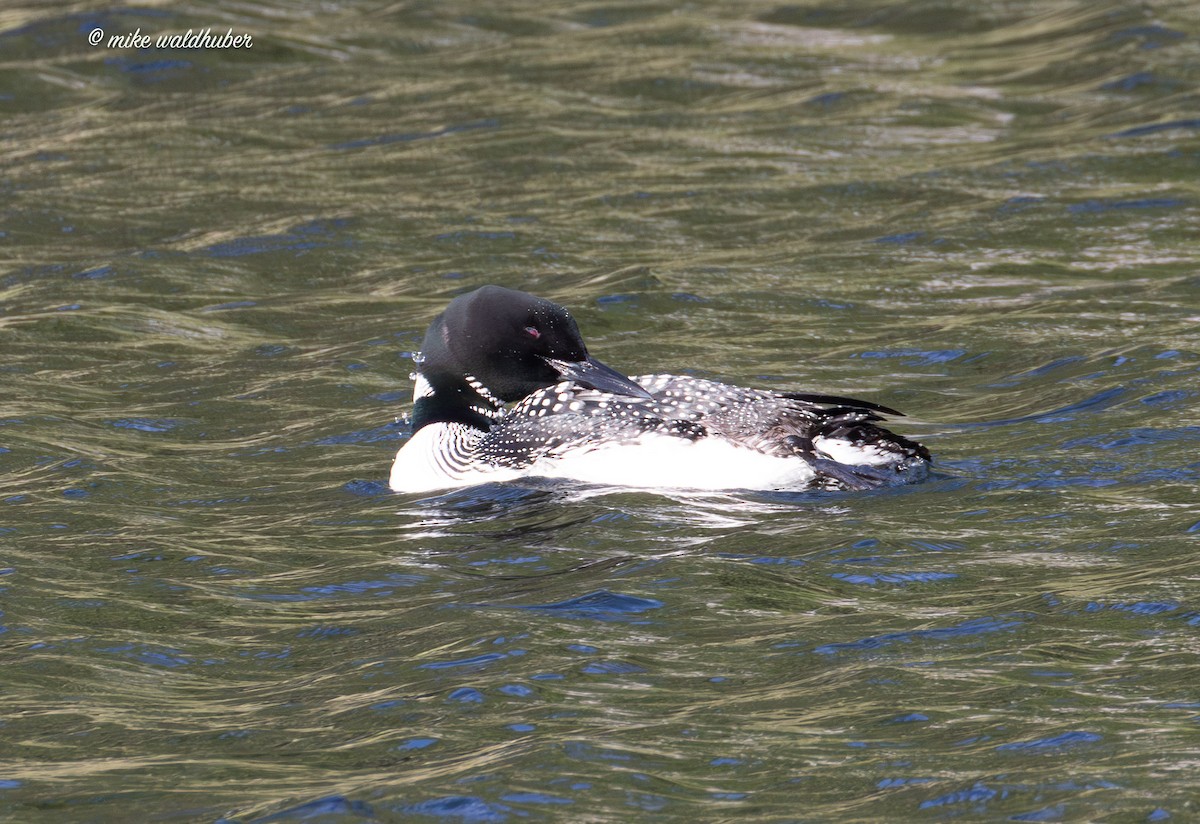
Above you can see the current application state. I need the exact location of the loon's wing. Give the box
[779,391,903,418]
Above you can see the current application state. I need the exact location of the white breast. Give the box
[525,433,817,491]
[389,423,520,493]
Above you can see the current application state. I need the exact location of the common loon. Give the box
[389,285,931,494]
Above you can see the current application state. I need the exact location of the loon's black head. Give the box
[416,285,651,409]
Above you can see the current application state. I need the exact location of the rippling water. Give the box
[3,0,1199,821]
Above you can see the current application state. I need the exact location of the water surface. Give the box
[2,0,1199,821]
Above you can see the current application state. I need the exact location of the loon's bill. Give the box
[543,355,654,401]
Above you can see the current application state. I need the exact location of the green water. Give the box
[2,0,1199,821]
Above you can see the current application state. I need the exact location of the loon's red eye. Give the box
[524,326,541,339]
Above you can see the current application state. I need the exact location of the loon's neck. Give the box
[410,373,503,434]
